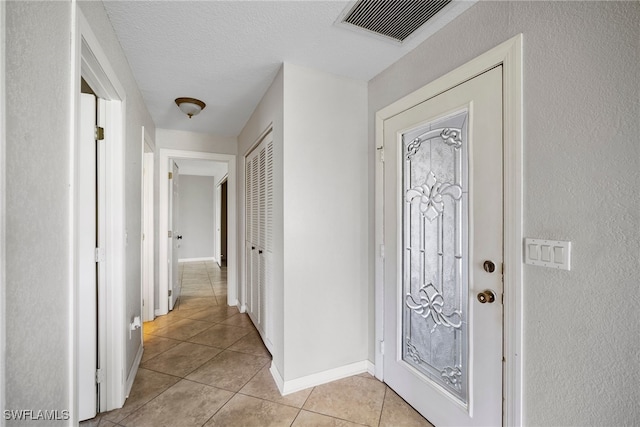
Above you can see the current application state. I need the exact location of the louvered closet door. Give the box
[251,150,260,323]
[245,155,254,314]
[245,131,273,339]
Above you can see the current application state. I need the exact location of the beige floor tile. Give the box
[186,350,270,392]
[220,312,255,328]
[228,331,271,357]
[239,366,311,408]
[203,393,299,427]
[142,315,175,334]
[120,379,233,427]
[181,288,215,298]
[141,342,221,377]
[379,388,434,427]
[101,368,180,423]
[141,334,181,363]
[292,410,362,426]
[177,296,219,311]
[187,305,240,322]
[165,306,209,319]
[303,376,386,426]
[188,323,251,349]
[150,317,213,341]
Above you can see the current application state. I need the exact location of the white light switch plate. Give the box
[524,238,571,270]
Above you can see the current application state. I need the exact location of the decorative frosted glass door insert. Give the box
[402,110,468,403]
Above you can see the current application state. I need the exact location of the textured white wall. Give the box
[156,129,237,155]
[5,1,73,420]
[5,0,157,417]
[178,175,215,260]
[282,63,369,381]
[238,64,369,384]
[237,67,285,375]
[368,2,640,425]
[0,0,6,418]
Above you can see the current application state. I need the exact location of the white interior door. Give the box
[168,161,181,310]
[383,66,503,427]
[244,131,273,341]
[79,93,98,421]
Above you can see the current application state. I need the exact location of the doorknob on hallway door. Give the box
[177,235,183,240]
[477,290,496,304]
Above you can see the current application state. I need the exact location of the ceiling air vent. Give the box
[341,0,453,43]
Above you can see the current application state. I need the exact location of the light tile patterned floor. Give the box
[82,261,433,427]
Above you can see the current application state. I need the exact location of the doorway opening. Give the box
[158,149,237,316]
[217,177,228,268]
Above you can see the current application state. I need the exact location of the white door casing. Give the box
[168,161,181,310]
[141,137,154,322]
[374,35,523,426]
[78,93,98,421]
[383,67,503,426]
[158,149,237,316]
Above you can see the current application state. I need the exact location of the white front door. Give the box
[168,161,181,309]
[78,93,98,421]
[383,66,503,427]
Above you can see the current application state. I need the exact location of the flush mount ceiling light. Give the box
[175,97,206,118]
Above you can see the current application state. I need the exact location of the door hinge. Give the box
[168,290,172,297]
[168,230,172,238]
[95,369,105,384]
[94,248,105,263]
[168,172,173,179]
[380,341,385,355]
[377,146,384,162]
[95,126,104,141]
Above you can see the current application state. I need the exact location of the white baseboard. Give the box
[270,360,372,396]
[239,304,247,313]
[178,257,214,263]
[125,344,144,398]
[366,360,375,376]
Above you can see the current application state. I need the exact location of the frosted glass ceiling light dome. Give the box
[175,97,206,118]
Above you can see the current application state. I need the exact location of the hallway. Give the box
[82,261,432,427]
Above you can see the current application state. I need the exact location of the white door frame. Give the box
[158,149,237,315]
[72,8,127,422]
[141,128,155,322]
[374,34,523,426]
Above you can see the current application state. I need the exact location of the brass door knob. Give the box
[477,290,496,304]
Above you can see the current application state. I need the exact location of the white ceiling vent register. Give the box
[337,0,475,44]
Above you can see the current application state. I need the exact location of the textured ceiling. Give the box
[103,1,474,137]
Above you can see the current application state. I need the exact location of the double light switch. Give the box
[524,238,571,270]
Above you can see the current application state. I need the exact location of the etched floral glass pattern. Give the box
[402,110,468,404]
